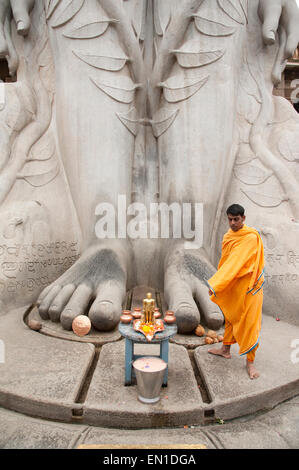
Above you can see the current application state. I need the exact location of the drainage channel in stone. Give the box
[23,304,35,324]
[188,349,212,405]
[72,345,102,420]
[155,291,164,314]
[125,289,133,310]
[72,291,133,420]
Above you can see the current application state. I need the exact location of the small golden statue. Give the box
[133,292,165,341]
[143,292,155,324]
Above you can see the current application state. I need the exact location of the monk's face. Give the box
[227,214,245,232]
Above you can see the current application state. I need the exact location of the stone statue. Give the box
[0,0,298,333]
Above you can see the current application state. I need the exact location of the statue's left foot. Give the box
[246,360,260,380]
[164,246,224,334]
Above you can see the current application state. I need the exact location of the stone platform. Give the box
[0,300,299,430]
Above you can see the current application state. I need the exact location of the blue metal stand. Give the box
[119,322,177,386]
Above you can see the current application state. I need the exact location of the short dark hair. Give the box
[226,204,245,217]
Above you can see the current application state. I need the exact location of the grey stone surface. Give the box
[77,426,214,449]
[194,315,299,420]
[205,421,289,449]
[205,397,299,449]
[0,406,87,449]
[170,327,225,349]
[83,341,204,428]
[0,307,299,446]
[0,0,298,344]
[170,333,207,349]
[1,396,299,449]
[256,398,299,449]
[0,308,95,421]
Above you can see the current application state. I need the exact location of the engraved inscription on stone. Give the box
[0,241,80,295]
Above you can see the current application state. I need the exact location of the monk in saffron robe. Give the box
[208,204,264,379]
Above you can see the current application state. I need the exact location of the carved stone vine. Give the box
[0,1,57,203]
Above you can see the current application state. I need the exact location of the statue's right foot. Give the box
[37,244,128,332]
[164,244,225,334]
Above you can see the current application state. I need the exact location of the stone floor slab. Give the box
[77,426,214,449]
[205,421,289,449]
[194,315,299,420]
[1,305,299,439]
[253,398,299,449]
[0,307,95,421]
[2,398,299,449]
[83,341,204,428]
[0,407,88,449]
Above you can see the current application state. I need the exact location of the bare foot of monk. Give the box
[247,360,260,380]
[208,344,231,359]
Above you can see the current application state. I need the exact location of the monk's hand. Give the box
[258,0,299,59]
[0,0,35,57]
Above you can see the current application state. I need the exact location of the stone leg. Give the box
[34,0,137,330]
[158,2,246,332]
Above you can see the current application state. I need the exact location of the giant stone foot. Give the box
[37,243,128,332]
[164,245,224,334]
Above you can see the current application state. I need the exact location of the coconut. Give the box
[195,325,205,337]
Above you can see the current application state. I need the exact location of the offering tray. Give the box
[133,318,165,342]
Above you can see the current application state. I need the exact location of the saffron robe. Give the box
[208,225,264,356]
